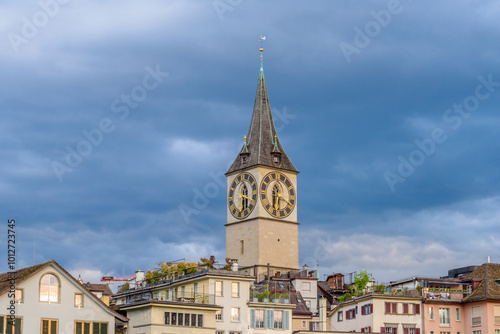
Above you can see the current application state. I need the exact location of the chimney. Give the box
[303,264,309,272]
[319,297,327,331]
[231,260,239,272]
[135,270,145,285]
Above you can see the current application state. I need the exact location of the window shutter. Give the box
[370,303,373,314]
[385,302,390,314]
[269,310,274,328]
[392,303,397,314]
[284,311,289,330]
[415,304,420,315]
[369,326,372,332]
[415,328,420,334]
[381,327,386,333]
[250,309,255,328]
[362,306,365,315]
[361,328,365,332]
[265,310,271,328]
[403,327,409,334]
[403,303,409,314]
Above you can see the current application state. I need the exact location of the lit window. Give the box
[274,310,283,329]
[439,307,451,326]
[215,310,222,321]
[231,307,240,322]
[74,293,84,308]
[215,281,223,296]
[232,282,239,297]
[42,319,58,334]
[14,289,23,303]
[40,273,59,303]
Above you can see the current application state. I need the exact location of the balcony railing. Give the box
[127,292,216,305]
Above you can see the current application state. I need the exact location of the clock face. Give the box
[260,171,296,219]
[228,172,258,219]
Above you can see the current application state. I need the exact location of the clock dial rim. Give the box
[259,171,296,219]
[228,172,258,219]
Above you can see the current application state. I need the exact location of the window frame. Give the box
[231,307,240,322]
[41,318,58,334]
[439,307,451,326]
[215,310,223,321]
[74,293,84,308]
[255,309,265,328]
[471,305,481,326]
[274,310,283,329]
[231,282,239,298]
[39,272,61,303]
[455,307,461,321]
[215,281,223,297]
[75,321,91,334]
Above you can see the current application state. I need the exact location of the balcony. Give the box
[128,292,216,305]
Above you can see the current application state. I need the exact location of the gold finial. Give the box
[244,135,247,144]
[274,134,277,140]
[259,36,266,61]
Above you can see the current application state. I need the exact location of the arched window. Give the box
[40,273,60,303]
[241,184,249,210]
[272,184,280,209]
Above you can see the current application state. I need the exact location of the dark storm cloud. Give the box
[1,0,499,282]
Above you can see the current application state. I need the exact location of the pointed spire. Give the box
[227,50,297,175]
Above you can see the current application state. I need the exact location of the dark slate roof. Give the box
[462,263,500,302]
[291,291,313,316]
[226,66,298,175]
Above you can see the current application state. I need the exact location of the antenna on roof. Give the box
[33,233,36,265]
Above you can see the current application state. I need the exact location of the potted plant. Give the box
[250,288,258,302]
[282,293,289,304]
[262,290,270,302]
[271,292,280,303]
[375,283,385,294]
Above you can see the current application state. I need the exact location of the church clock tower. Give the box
[225,49,299,280]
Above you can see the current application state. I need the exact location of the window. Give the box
[197,314,203,327]
[240,240,244,255]
[75,321,91,334]
[14,289,23,304]
[194,283,198,295]
[302,320,307,328]
[338,311,343,321]
[385,302,398,314]
[216,331,225,334]
[384,325,397,334]
[171,313,177,325]
[191,314,196,327]
[75,293,84,308]
[231,307,240,322]
[215,281,223,296]
[402,325,416,334]
[494,305,500,325]
[181,286,186,298]
[471,306,481,326]
[429,306,434,320]
[215,310,223,321]
[439,332,451,334]
[310,322,320,331]
[345,308,356,319]
[5,318,22,334]
[40,273,60,303]
[164,312,170,325]
[255,309,265,328]
[472,331,481,334]
[232,282,239,297]
[229,332,241,334]
[92,322,108,334]
[495,330,500,334]
[439,307,451,326]
[177,313,183,326]
[274,310,283,329]
[455,307,461,321]
[184,313,189,326]
[41,319,58,334]
[361,303,373,315]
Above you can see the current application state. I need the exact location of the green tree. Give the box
[351,270,374,296]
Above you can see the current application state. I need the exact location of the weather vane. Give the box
[259,35,266,69]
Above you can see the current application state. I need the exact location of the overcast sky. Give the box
[2,0,500,286]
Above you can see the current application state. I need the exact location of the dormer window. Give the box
[272,153,281,166]
[241,155,247,164]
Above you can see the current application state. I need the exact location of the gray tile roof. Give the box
[226,67,298,175]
